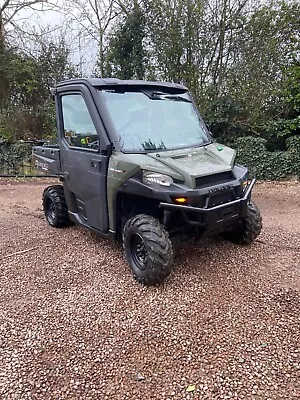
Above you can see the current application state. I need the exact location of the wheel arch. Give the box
[115,192,163,239]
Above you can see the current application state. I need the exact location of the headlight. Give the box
[143,171,173,187]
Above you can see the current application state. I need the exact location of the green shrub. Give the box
[286,136,300,176]
[0,142,31,174]
[219,135,300,180]
[0,126,13,142]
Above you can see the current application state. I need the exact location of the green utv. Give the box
[33,78,262,285]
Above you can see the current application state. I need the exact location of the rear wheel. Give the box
[123,214,173,285]
[223,200,262,244]
[43,185,72,228]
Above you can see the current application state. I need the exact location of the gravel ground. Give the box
[0,179,299,400]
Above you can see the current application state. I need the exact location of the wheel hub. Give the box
[131,234,148,270]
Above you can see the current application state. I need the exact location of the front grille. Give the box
[195,171,235,189]
[208,190,237,207]
[189,187,240,209]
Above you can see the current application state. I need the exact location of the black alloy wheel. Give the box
[123,214,174,285]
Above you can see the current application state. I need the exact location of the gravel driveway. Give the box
[0,179,299,400]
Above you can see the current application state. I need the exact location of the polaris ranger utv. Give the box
[33,78,262,285]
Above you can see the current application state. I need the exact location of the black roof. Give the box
[56,78,188,91]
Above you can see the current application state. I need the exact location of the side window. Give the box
[61,94,99,149]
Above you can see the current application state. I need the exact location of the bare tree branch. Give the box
[0,0,11,14]
[61,0,127,76]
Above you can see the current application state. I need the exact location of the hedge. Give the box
[219,135,300,180]
[0,142,32,174]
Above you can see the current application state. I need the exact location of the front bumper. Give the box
[159,179,256,233]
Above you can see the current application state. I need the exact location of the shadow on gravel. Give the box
[172,236,258,272]
[54,223,264,290]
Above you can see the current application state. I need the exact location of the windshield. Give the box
[99,89,211,152]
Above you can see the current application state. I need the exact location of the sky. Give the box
[2,1,64,29]
[4,0,97,75]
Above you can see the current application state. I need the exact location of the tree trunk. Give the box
[0,15,4,53]
[99,31,104,78]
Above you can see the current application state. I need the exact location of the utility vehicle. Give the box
[33,78,262,285]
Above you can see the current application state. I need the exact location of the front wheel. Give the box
[223,200,262,244]
[123,214,174,285]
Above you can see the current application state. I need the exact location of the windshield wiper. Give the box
[162,95,192,103]
[151,92,192,103]
[140,89,192,103]
[151,91,192,103]
[141,139,167,151]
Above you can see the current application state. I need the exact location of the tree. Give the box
[142,0,253,100]
[105,1,146,79]
[282,63,300,118]
[0,38,77,141]
[225,1,300,126]
[0,0,55,52]
[143,0,203,86]
[63,0,125,77]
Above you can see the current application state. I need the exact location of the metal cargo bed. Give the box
[32,146,61,176]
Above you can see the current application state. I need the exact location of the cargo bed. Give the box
[32,146,61,176]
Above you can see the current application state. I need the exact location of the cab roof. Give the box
[55,78,188,91]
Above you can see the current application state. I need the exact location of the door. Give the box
[57,89,109,233]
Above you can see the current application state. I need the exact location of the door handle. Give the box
[90,159,102,169]
[63,171,70,180]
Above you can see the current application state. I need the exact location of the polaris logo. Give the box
[35,160,48,171]
[208,184,233,194]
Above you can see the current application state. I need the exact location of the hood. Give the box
[147,142,235,188]
[110,142,236,190]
